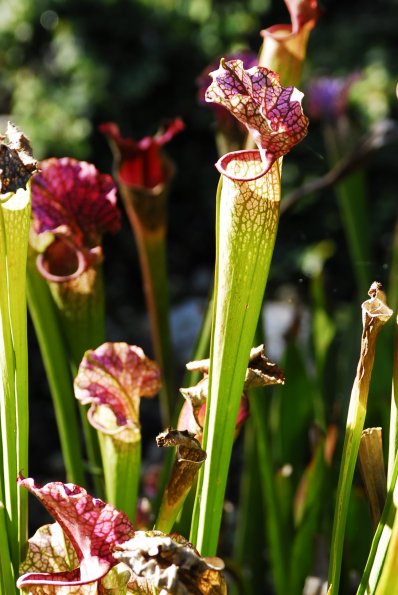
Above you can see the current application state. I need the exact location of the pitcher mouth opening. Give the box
[261,23,294,41]
[36,237,86,282]
[215,150,271,182]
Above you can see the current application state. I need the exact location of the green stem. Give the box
[26,261,85,485]
[328,285,392,594]
[289,437,329,594]
[2,189,31,561]
[183,294,213,388]
[374,492,398,593]
[388,314,398,488]
[99,434,140,523]
[190,156,280,555]
[232,420,263,595]
[48,267,106,496]
[0,199,19,575]
[0,187,31,574]
[54,269,106,367]
[387,222,398,485]
[251,397,287,594]
[134,227,180,519]
[70,388,103,496]
[232,321,285,594]
[133,228,175,427]
[0,501,15,594]
[310,271,334,429]
[115,173,175,428]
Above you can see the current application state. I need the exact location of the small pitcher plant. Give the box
[74,342,161,522]
[100,119,184,427]
[1,0,398,593]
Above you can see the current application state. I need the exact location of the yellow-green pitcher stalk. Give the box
[189,59,309,555]
[191,152,281,554]
[0,122,37,583]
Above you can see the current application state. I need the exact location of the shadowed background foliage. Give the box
[1,0,397,301]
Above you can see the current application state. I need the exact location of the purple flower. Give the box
[306,74,361,122]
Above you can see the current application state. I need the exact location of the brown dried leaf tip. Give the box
[183,344,285,397]
[156,430,206,508]
[363,281,392,324]
[114,530,227,594]
[155,429,206,529]
[156,428,206,464]
[368,280,385,301]
[0,122,37,194]
[245,344,286,389]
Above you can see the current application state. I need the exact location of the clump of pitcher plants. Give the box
[1,0,398,593]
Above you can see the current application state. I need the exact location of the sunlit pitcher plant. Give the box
[2,0,398,593]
